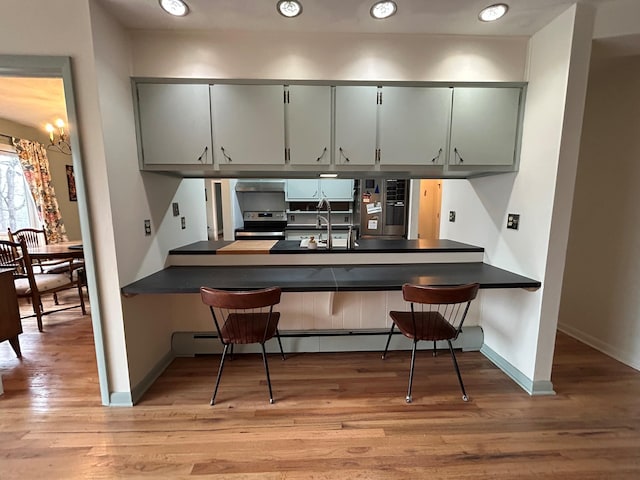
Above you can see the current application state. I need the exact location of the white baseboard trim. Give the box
[558,323,640,371]
[171,326,484,356]
[480,344,555,396]
[109,391,133,407]
[108,350,175,407]
[131,349,176,405]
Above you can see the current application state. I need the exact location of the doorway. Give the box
[0,55,108,404]
[417,179,442,239]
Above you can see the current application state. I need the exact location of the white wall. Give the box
[439,5,594,390]
[594,0,640,39]
[558,54,640,371]
[130,30,528,82]
[88,0,208,397]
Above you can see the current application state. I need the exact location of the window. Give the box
[0,147,41,237]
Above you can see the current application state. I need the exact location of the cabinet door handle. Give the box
[338,147,350,163]
[431,148,443,163]
[316,147,327,162]
[220,146,232,163]
[197,146,209,164]
[454,147,464,164]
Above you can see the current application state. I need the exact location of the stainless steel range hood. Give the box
[235,180,286,192]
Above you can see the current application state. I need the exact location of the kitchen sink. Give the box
[299,238,352,248]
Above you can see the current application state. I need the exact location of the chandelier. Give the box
[45,119,71,155]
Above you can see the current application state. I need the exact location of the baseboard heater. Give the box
[172,326,483,357]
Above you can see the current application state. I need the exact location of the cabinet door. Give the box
[137,84,213,165]
[449,87,522,166]
[334,86,378,165]
[287,86,332,165]
[285,179,320,201]
[318,179,354,201]
[211,84,285,165]
[379,87,451,165]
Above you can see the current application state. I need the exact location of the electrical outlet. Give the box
[449,211,456,222]
[507,213,520,230]
[172,202,180,216]
[144,219,151,236]
[181,216,186,230]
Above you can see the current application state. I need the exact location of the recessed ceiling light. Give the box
[478,3,509,22]
[277,0,303,18]
[159,0,189,17]
[319,173,338,178]
[370,1,397,20]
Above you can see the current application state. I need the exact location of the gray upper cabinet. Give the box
[449,87,522,167]
[379,87,452,166]
[210,84,285,165]
[137,83,213,166]
[286,85,332,166]
[334,86,378,165]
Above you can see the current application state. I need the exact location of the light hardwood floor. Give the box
[1,291,640,479]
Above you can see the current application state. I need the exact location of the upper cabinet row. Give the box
[135,83,524,176]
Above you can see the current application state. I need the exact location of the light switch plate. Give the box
[507,213,520,230]
[181,217,186,230]
[172,202,180,216]
[449,211,456,222]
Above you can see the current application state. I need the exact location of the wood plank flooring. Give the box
[1,291,639,479]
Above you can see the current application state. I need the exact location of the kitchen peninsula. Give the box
[121,238,539,357]
[122,238,539,295]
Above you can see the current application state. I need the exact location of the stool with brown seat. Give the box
[200,286,285,405]
[382,283,480,403]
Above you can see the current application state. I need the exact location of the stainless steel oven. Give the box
[234,211,287,240]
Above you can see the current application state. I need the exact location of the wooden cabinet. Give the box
[286,179,354,202]
[0,270,22,357]
[136,83,213,166]
[334,86,378,165]
[286,85,332,166]
[211,84,285,165]
[379,87,451,166]
[449,87,522,167]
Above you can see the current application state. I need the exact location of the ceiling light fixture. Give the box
[159,0,189,17]
[370,1,397,20]
[45,119,71,155]
[277,1,303,18]
[478,3,509,22]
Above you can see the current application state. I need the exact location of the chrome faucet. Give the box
[316,197,332,249]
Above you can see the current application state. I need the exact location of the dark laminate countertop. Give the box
[169,238,484,255]
[121,263,540,295]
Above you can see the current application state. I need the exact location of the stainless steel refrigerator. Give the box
[359,178,409,238]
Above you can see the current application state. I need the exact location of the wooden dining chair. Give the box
[200,286,285,405]
[382,283,480,403]
[0,238,86,332]
[8,228,71,273]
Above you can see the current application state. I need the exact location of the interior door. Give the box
[418,179,442,239]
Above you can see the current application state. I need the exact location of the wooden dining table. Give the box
[28,242,84,261]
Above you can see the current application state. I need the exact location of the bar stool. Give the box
[200,286,285,405]
[382,283,480,403]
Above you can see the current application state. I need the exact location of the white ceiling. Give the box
[0,0,623,133]
[97,0,612,36]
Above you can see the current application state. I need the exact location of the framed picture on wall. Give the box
[65,165,77,201]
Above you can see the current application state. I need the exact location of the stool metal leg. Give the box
[261,343,275,404]
[382,322,395,359]
[448,340,468,402]
[211,343,229,406]
[406,339,418,403]
[276,328,286,360]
